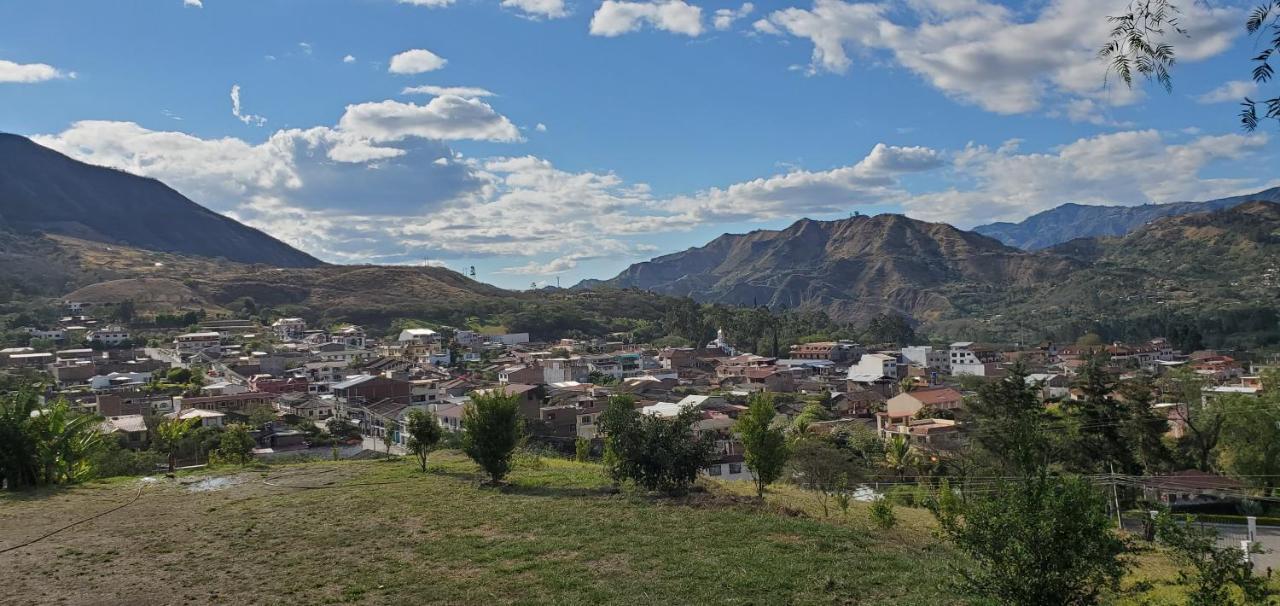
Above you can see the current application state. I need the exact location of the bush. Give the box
[462,390,523,484]
[574,436,590,462]
[597,395,715,495]
[870,497,897,529]
[213,423,255,466]
[91,441,165,478]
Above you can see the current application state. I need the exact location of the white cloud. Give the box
[713,2,753,30]
[1196,80,1258,104]
[534,122,548,132]
[229,84,267,127]
[0,59,70,83]
[666,143,943,222]
[756,0,1241,116]
[402,84,496,98]
[901,130,1272,226]
[590,0,704,37]
[399,0,455,6]
[502,0,569,19]
[497,256,581,275]
[298,42,313,55]
[183,0,202,7]
[388,49,448,74]
[337,97,521,143]
[343,54,356,64]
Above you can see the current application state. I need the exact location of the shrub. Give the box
[405,409,443,473]
[462,390,523,484]
[213,423,255,465]
[598,395,715,495]
[870,497,897,529]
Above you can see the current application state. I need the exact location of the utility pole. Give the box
[1110,463,1123,530]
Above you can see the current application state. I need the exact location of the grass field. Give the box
[0,452,1264,605]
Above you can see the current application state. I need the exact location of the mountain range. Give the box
[1,133,1277,346]
[972,186,1280,250]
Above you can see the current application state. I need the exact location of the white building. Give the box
[330,325,367,349]
[949,342,1002,377]
[847,352,904,382]
[901,346,950,371]
[397,328,438,344]
[175,332,221,355]
[272,317,306,341]
[87,325,130,347]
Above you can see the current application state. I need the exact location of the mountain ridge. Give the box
[0,133,323,268]
[972,186,1280,250]
[579,212,1080,324]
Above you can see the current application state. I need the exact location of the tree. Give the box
[735,393,790,499]
[114,299,136,324]
[883,434,919,480]
[574,436,590,462]
[326,417,361,441]
[462,390,523,484]
[1116,376,1172,474]
[153,417,198,473]
[1,393,107,489]
[964,364,1052,475]
[1102,1,1280,132]
[405,409,443,473]
[214,423,255,465]
[29,399,107,486]
[1156,512,1277,605]
[1063,358,1137,474]
[1215,392,1280,490]
[248,404,277,428]
[935,474,1129,606]
[1162,368,1224,471]
[381,430,395,455]
[787,437,867,517]
[597,394,716,495]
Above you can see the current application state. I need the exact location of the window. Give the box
[707,465,721,476]
[728,463,742,474]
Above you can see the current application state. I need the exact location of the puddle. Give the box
[186,476,244,493]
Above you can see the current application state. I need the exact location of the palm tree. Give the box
[154,417,198,474]
[884,434,919,480]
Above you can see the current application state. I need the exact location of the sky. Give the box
[1,0,1276,289]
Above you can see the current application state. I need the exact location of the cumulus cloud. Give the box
[183,0,202,7]
[502,0,569,19]
[337,97,521,143]
[388,49,447,74]
[755,0,1241,116]
[230,84,267,126]
[398,0,454,6]
[342,54,356,64]
[590,0,704,37]
[0,59,70,83]
[901,130,1272,226]
[1196,80,1258,104]
[27,109,1273,280]
[534,123,548,132]
[402,84,496,98]
[713,2,754,30]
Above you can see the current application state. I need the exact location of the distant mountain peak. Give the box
[973,187,1280,250]
[0,133,322,268]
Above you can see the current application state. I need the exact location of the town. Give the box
[3,300,1273,501]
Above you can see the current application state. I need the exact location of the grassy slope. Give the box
[0,453,964,605]
[0,453,1253,605]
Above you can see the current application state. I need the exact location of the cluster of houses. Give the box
[3,302,1274,497]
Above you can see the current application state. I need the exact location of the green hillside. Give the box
[0,453,1229,605]
[1,453,963,605]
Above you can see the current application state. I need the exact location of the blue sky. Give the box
[1,0,1276,288]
